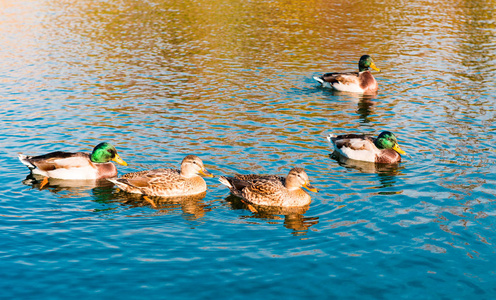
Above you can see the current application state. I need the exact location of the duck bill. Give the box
[393,144,406,155]
[200,168,214,178]
[304,183,319,193]
[370,62,381,72]
[112,154,128,166]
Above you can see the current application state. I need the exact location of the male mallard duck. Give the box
[313,55,380,94]
[18,142,127,180]
[219,168,318,207]
[107,155,214,197]
[327,131,406,163]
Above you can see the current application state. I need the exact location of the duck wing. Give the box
[242,179,286,205]
[19,152,92,172]
[234,174,285,184]
[319,72,360,85]
[219,174,285,199]
[333,135,376,151]
[119,168,183,188]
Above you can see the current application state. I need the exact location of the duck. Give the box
[18,142,127,180]
[219,167,318,207]
[107,155,214,197]
[327,131,406,163]
[313,55,380,94]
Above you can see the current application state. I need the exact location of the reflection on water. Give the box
[317,87,379,126]
[225,195,319,235]
[2,0,496,298]
[356,95,377,124]
[329,152,404,176]
[112,191,210,220]
[22,174,115,198]
[21,174,211,220]
[328,152,404,192]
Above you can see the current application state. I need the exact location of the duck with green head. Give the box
[18,142,128,180]
[327,131,406,163]
[313,55,381,94]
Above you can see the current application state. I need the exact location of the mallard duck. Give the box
[313,55,380,94]
[107,155,214,197]
[18,142,127,180]
[327,131,406,163]
[219,168,318,207]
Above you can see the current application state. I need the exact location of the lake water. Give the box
[1,0,496,298]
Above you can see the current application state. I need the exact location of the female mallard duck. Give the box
[313,55,380,94]
[327,131,406,163]
[219,168,318,207]
[18,142,127,180]
[107,155,214,197]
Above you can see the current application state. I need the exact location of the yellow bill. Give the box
[200,168,214,178]
[112,154,128,166]
[304,182,319,193]
[393,144,406,155]
[370,62,381,72]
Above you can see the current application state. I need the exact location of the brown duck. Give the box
[108,155,213,197]
[219,168,318,207]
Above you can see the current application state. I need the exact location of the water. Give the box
[1,0,496,298]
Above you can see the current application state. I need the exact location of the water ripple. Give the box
[2,0,496,299]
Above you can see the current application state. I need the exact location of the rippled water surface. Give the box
[2,0,496,298]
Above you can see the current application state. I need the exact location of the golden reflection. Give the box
[37,0,414,155]
[356,94,378,124]
[319,88,378,123]
[225,195,319,235]
[113,191,210,220]
[458,0,496,82]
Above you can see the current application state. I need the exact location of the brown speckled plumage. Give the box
[108,155,213,197]
[219,168,318,207]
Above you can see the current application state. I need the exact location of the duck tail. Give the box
[326,133,337,143]
[218,176,233,189]
[107,177,126,188]
[107,178,118,183]
[18,154,35,169]
[313,76,324,85]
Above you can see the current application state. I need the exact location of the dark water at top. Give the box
[1,0,496,299]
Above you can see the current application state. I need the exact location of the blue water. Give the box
[2,0,496,299]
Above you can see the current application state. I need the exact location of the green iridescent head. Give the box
[359,55,381,72]
[375,131,406,154]
[90,142,127,165]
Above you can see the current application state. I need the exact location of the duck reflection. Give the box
[225,195,319,236]
[111,191,210,220]
[337,91,377,124]
[22,174,211,219]
[22,174,115,197]
[356,94,377,124]
[330,152,402,174]
[329,152,404,190]
[320,88,378,124]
